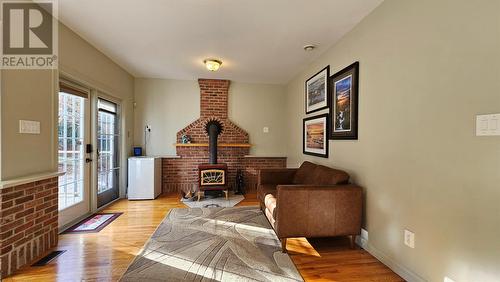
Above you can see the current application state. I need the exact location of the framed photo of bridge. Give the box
[305,66,329,114]
[330,62,359,140]
[303,114,329,158]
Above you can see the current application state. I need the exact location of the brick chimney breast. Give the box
[165,79,286,196]
[176,79,249,144]
[199,79,230,119]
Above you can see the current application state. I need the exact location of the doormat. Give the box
[63,213,122,234]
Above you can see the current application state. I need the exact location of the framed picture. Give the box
[303,114,329,158]
[330,62,359,140]
[305,66,329,114]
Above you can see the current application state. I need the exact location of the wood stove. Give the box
[197,119,228,201]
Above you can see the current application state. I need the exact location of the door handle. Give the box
[85,158,93,163]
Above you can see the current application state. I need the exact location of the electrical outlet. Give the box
[357,228,369,248]
[444,277,456,282]
[361,228,369,241]
[263,127,269,133]
[404,229,415,248]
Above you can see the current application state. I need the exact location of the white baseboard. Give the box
[356,229,427,282]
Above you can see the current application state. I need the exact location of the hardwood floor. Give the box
[5,193,403,282]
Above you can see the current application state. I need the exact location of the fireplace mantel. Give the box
[174,143,252,148]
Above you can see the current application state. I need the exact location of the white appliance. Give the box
[128,157,162,200]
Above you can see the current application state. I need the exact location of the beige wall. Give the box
[134,78,286,156]
[1,22,134,182]
[58,23,134,101]
[58,23,135,195]
[229,82,287,156]
[1,70,58,179]
[285,0,500,281]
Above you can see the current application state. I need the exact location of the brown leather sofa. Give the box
[257,161,362,252]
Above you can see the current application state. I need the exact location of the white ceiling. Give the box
[58,0,383,84]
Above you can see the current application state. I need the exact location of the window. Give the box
[97,99,120,195]
[58,92,85,210]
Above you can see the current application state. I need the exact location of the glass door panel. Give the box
[58,91,90,227]
[97,98,120,207]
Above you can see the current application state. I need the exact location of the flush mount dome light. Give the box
[204,59,222,71]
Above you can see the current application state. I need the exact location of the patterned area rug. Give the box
[181,192,245,208]
[120,207,303,282]
[64,213,122,233]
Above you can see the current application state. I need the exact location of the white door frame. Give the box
[91,91,123,211]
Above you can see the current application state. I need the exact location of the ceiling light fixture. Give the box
[203,59,222,71]
[303,44,316,51]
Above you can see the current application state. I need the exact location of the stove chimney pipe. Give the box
[205,120,222,164]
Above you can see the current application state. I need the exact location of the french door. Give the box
[58,80,122,227]
[58,84,91,227]
[96,98,120,208]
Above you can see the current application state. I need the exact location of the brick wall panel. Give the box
[0,177,59,279]
[163,79,286,196]
[163,156,286,194]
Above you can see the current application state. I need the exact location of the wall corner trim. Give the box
[0,171,64,189]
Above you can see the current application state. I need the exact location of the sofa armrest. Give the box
[275,184,362,239]
[257,168,297,185]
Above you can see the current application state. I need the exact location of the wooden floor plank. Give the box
[4,193,403,282]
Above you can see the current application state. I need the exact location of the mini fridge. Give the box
[128,157,162,200]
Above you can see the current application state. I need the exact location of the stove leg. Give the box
[197,191,202,202]
[223,190,228,200]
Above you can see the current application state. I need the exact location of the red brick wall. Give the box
[167,78,286,195]
[199,78,229,119]
[163,156,286,194]
[177,118,249,144]
[177,79,249,144]
[242,157,288,191]
[0,177,59,278]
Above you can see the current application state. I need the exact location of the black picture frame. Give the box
[303,113,329,158]
[329,62,359,140]
[305,66,330,114]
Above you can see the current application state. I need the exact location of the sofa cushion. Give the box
[264,194,277,219]
[258,184,277,202]
[313,164,350,185]
[265,208,276,229]
[292,161,317,184]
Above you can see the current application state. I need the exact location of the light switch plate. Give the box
[19,120,41,134]
[263,127,269,133]
[476,114,500,136]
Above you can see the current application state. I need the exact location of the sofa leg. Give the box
[349,235,356,249]
[281,238,287,253]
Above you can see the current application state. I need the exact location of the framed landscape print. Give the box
[330,62,359,140]
[303,114,329,158]
[305,66,329,114]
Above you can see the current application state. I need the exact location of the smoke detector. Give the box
[303,44,316,51]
